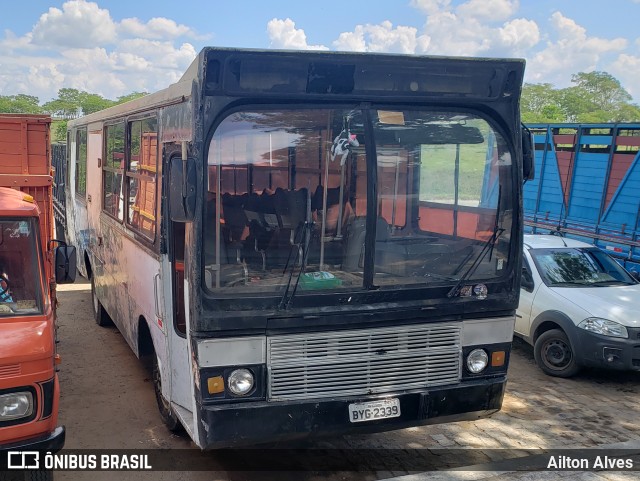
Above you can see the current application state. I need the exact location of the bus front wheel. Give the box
[152,355,182,432]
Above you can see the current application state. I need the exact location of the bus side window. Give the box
[127,118,158,241]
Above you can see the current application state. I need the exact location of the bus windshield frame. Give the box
[202,105,516,311]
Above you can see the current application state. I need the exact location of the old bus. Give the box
[65,47,532,448]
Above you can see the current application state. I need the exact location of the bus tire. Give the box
[91,276,112,327]
[534,328,580,378]
[152,354,182,432]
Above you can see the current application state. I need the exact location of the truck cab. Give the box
[0,188,76,451]
[0,114,76,454]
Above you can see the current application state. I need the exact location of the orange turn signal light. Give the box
[54,353,62,365]
[491,351,505,367]
[207,376,225,395]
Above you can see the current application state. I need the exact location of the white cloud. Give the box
[336,1,635,101]
[119,17,196,40]
[333,21,427,54]
[0,29,34,54]
[419,2,539,57]
[527,12,627,86]
[499,18,540,51]
[457,0,519,22]
[116,39,197,68]
[0,0,199,102]
[333,28,367,52]
[335,0,537,58]
[31,0,117,48]
[609,54,640,100]
[267,18,328,50]
[27,63,67,94]
[410,0,451,15]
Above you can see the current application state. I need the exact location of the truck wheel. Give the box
[152,354,182,432]
[91,276,112,327]
[534,328,580,378]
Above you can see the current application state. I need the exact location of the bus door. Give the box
[163,153,195,426]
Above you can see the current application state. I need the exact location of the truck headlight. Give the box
[0,391,34,421]
[578,318,628,338]
[466,349,489,374]
[227,369,255,396]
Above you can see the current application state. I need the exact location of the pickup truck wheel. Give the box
[91,276,112,327]
[152,354,182,432]
[534,328,580,378]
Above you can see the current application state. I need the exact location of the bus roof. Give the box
[68,47,526,128]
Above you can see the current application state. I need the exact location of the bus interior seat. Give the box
[204,198,248,288]
[273,187,309,266]
[243,191,277,270]
[311,185,341,211]
[342,217,391,271]
[221,193,248,263]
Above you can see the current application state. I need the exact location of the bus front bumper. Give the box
[199,377,506,448]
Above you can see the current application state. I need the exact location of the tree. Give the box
[42,88,82,119]
[52,120,68,143]
[79,93,114,114]
[0,94,42,114]
[521,84,564,123]
[521,71,640,123]
[570,71,632,112]
[115,92,148,104]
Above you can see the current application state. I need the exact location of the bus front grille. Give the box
[267,324,461,401]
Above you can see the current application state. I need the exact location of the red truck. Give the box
[0,114,75,461]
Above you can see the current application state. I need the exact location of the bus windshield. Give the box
[0,219,43,316]
[204,108,513,297]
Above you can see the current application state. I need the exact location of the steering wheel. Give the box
[0,273,9,296]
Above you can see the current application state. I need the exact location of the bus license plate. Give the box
[348,398,401,423]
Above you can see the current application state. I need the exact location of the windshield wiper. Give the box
[447,227,505,298]
[422,271,459,282]
[278,221,314,310]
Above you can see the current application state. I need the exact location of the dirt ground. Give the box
[54,277,640,481]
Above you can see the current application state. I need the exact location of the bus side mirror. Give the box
[55,244,77,284]
[169,157,197,222]
[522,126,535,182]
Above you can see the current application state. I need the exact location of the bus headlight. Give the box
[228,369,255,396]
[0,391,34,421]
[466,349,489,374]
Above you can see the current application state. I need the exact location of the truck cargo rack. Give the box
[524,123,640,270]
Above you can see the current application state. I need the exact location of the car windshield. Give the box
[0,219,43,316]
[530,247,636,287]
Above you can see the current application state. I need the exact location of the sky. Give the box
[2,0,640,104]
